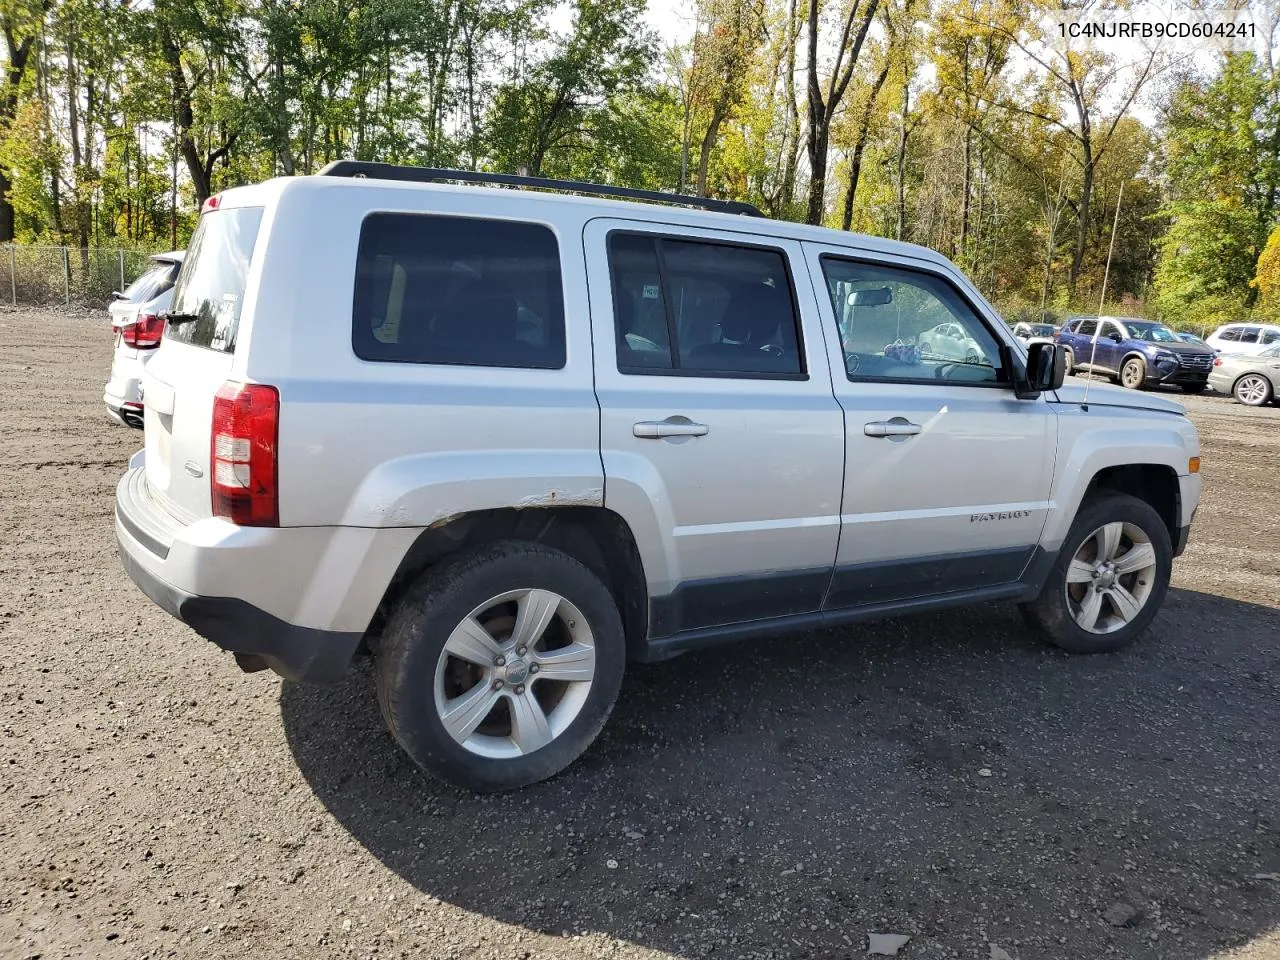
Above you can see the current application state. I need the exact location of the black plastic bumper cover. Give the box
[116,529,362,683]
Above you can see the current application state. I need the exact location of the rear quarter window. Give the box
[352,213,566,370]
[165,206,264,354]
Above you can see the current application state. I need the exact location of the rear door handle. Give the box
[633,417,709,439]
[864,418,921,440]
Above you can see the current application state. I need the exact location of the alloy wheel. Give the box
[1121,360,1144,389]
[1064,521,1158,634]
[1234,374,1272,406]
[433,588,596,759]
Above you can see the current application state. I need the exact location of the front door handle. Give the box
[633,416,709,439]
[864,417,922,440]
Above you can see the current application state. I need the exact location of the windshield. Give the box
[165,206,264,354]
[1123,321,1179,343]
[1029,324,1055,336]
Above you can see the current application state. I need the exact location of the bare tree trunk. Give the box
[780,0,801,205]
[696,101,729,197]
[840,54,891,231]
[0,11,44,242]
[895,81,910,241]
[960,125,972,258]
[1069,148,1093,294]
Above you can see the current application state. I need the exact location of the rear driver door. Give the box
[585,219,845,636]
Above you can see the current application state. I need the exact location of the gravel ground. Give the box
[2,306,1278,960]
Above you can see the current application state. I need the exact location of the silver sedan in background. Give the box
[1208,343,1280,406]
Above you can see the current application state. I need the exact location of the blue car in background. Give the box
[1057,316,1217,392]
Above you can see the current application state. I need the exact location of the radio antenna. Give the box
[1082,178,1126,409]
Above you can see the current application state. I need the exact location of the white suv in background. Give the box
[114,165,1203,792]
[104,251,184,427]
[1205,322,1280,357]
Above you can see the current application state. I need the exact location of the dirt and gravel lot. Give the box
[1,306,1278,960]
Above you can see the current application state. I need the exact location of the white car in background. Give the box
[1204,322,1280,357]
[918,320,985,363]
[1012,322,1058,347]
[104,251,184,428]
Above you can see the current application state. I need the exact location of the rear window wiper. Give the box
[161,311,200,325]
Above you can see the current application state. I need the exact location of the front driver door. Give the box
[804,244,1056,608]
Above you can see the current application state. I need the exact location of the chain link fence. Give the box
[0,244,167,308]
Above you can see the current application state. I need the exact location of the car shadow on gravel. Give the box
[281,588,1280,959]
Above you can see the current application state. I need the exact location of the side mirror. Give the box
[1000,342,1064,399]
[1026,342,1066,395]
[1109,331,1123,342]
[110,290,127,300]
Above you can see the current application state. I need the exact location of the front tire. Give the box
[375,541,626,792]
[1120,356,1147,390]
[1233,373,1274,406]
[1021,493,1172,654]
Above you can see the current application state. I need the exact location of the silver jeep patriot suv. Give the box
[115,163,1203,792]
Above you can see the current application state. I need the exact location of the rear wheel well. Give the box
[1083,464,1180,543]
[367,508,649,661]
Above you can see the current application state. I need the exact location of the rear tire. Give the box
[1120,356,1147,390]
[1233,373,1273,406]
[1021,493,1172,655]
[375,541,626,792]
[1062,348,1075,376]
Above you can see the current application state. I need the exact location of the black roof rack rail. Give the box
[316,160,766,218]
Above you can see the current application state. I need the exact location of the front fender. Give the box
[1042,406,1199,548]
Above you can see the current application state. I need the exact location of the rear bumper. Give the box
[114,460,375,683]
[105,350,147,426]
[116,541,362,682]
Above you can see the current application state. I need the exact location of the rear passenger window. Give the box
[1075,320,1098,337]
[353,213,566,369]
[608,233,804,377]
[1238,327,1261,344]
[1217,328,1240,342]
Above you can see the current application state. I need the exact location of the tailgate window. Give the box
[121,261,179,303]
[165,206,264,353]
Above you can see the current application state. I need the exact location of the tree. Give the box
[979,0,1160,294]
[485,0,653,176]
[1153,53,1280,326]
[804,0,879,224]
[0,0,50,241]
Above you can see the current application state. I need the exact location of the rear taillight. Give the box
[211,382,279,527]
[121,313,165,349]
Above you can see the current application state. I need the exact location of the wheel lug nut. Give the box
[567,620,576,628]
[493,679,505,690]
[516,645,527,656]
[515,684,525,695]
[529,664,539,674]
[495,655,506,667]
